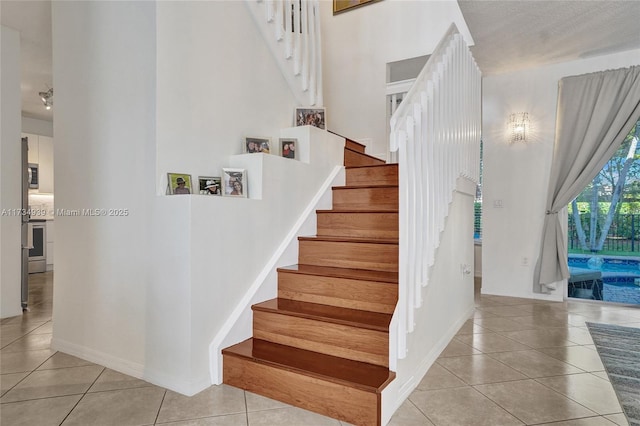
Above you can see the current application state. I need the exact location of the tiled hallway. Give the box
[1,272,637,425]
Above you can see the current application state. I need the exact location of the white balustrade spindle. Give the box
[247,0,323,106]
[389,24,482,358]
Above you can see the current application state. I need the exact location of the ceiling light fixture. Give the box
[38,88,53,110]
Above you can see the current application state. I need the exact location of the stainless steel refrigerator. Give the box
[21,137,29,309]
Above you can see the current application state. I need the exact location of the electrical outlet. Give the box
[522,257,529,266]
[493,199,503,208]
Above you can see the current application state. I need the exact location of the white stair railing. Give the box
[389,24,482,359]
[246,0,323,106]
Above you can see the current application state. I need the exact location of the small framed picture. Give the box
[222,168,247,198]
[295,107,326,130]
[333,0,380,15]
[244,137,271,154]
[168,173,193,195]
[198,176,222,195]
[280,138,298,159]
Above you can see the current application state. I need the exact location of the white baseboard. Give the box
[52,337,210,396]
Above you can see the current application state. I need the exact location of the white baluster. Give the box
[266,0,275,22]
[313,0,323,106]
[308,0,317,102]
[274,0,283,40]
[293,0,301,74]
[412,103,424,307]
[284,0,292,58]
[397,128,410,345]
[301,0,309,91]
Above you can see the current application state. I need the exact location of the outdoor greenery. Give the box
[474,201,482,238]
[569,120,640,254]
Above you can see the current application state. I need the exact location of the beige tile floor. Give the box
[1,272,637,425]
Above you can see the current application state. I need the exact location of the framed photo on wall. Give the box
[333,0,381,15]
[280,138,298,159]
[294,107,326,130]
[167,173,193,195]
[198,176,222,195]
[244,137,271,154]
[222,168,247,198]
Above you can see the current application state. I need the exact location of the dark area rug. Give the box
[587,322,640,426]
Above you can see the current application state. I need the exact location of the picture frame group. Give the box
[244,137,298,160]
[168,171,248,198]
[295,107,326,130]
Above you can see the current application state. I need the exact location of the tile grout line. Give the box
[531,374,621,418]
[470,304,615,423]
[466,384,528,425]
[406,396,438,425]
[57,366,107,425]
[1,344,58,400]
[152,389,168,425]
[244,390,249,426]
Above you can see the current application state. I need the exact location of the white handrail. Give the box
[246,0,323,106]
[389,24,482,358]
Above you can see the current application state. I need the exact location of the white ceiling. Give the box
[458,0,640,76]
[1,1,639,123]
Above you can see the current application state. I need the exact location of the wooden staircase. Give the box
[222,138,398,425]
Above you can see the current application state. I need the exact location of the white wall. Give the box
[482,48,640,301]
[51,0,169,382]
[383,178,476,424]
[51,0,344,395]
[22,116,53,137]
[320,0,473,157]
[156,1,298,195]
[1,25,23,319]
[155,1,310,392]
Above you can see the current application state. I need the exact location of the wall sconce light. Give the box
[508,112,529,143]
[38,88,53,110]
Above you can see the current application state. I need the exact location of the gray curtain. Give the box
[535,66,640,293]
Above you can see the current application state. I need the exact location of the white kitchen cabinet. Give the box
[23,132,39,163]
[38,136,54,193]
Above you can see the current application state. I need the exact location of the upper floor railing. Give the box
[389,24,482,359]
[246,0,323,106]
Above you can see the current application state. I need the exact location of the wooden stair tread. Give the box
[316,209,399,214]
[253,298,392,331]
[298,235,398,244]
[223,338,395,392]
[346,163,398,170]
[277,264,398,284]
[222,133,399,425]
[333,184,398,190]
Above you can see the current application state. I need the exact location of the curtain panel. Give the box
[535,65,640,293]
